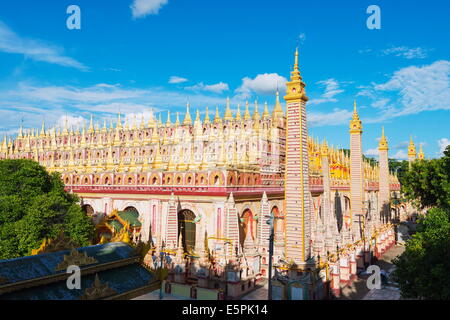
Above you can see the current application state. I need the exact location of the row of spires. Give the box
[8,94,285,140]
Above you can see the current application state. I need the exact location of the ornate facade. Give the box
[0,50,407,299]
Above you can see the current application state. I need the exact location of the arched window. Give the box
[178,209,196,253]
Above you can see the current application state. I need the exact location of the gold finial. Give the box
[88,115,94,133]
[148,110,156,128]
[140,114,145,129]
[262,101,270,119]
[418,143,424,160]
[252,100,260,121]
[63,116,69,135]
[195,109,200,122]
[235,104,242,121]
[321,139,328,156]
[158,113,163,126]
[183,102,192,125]
[175,112,180,126]
[378,126,388,151]
[224,97,233,121]
[102,119,107,133]
[214,106,221,123]
[116,113,122,129]
[272,89,284,120]
[244,101,251,120]
[166,111,172,127]
[204,106,210,124]
[408,136,417,158]
[132,114,138,130]
[349,100,362,134]
[40,120,46,137]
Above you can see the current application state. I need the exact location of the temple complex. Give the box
[0,50,413,299]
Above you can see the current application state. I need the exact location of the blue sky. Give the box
[0,0,449,159]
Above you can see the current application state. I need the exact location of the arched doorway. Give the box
[239,208,256,247]
[178,209,196,253]
[81,204,94,216]
[124,206,139,216]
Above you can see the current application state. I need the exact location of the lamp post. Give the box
[265,212,275,300]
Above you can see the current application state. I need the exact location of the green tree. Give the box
[0,159,94,259]
[392,207,450,299]
[388,158,409,185]
[401,146,450,210]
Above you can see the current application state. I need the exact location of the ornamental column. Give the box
[165,192,178,249]
[349,101,364,241]
[283,48,312,264]
[378,127,390,225]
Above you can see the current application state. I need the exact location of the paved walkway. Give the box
[338,245,405,300]
[241,281,268,300]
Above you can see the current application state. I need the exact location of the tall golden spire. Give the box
[262,101,270,120]
[349,100,362,134]
[63,116,69,135]
[243,101,251,120]
[273,89,284,119]
[88,115,94,133]
[378,126,388,150]
[224,97,233,121]
[284,48,308,102]
[214,106,222,124]
[183,102,192,125]
[235,104,242,121]
[252,100,260,121]
[418,143,425,160]
[166,111,172,127]
[195,109,201,122]
[140,114,145,129]
[116,113,123,129]
[408,135,416,158]
[132,115,138,130]
[40,120,46,137]
[204,106,210,124]
[175,112,180,126]
[148,110,156,128]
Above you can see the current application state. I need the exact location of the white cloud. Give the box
[392,150,409,160]
[56,115,85,129]
[130,0,169,19]
[308,78,344,105]
[298,33,306,45]
[0,82,244,133]
[0,20,88,71]
[364,148,379,157]
[381,46,429,59]
[168,76,188,84]
[235,73,287,98]
[374,60,450,116]
[308,108,353,127]
[185,82,229,94]
[438,138,450,156]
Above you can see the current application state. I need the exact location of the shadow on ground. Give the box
[337,245,405,300]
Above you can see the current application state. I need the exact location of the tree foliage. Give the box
[388,158,409,185]
[0,159,94,259]
[392,146,450,299]
[402,146,450,210]
[392,207,450,299]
